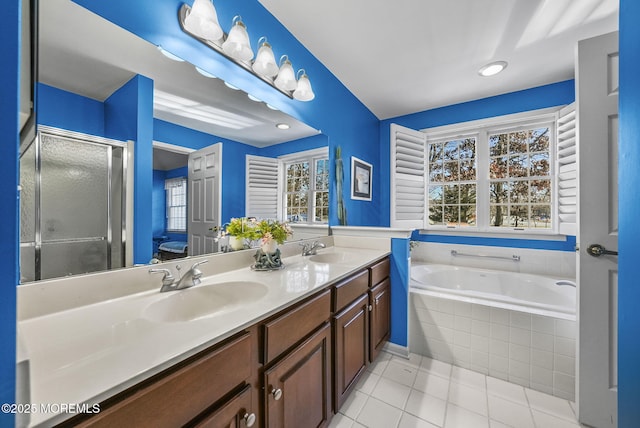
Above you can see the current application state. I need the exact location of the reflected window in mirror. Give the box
[165,177,187,232]
[281,147,329,224]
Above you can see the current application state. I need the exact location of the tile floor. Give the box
[330,351,585,428]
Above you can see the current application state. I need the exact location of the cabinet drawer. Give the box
[73,332,253,428]
[333,270,369,312]
[370,257,390,287]
[262,289,331,363]
[193,385,255,428]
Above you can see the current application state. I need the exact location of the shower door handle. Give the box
[586,244,618,257]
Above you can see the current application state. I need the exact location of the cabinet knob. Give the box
[368,304,373,312]
[271,387,283,400]
[243,412,256,427]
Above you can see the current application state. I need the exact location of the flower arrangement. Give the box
[255,219,293,245]
[211,217,293,249]
[224,217,260,240]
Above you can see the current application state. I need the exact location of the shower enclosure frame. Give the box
[19,125,129,282]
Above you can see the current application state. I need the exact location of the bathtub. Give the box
[409,262,577,399]
[410,263,576,320]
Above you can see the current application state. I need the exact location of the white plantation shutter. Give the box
[246,155,280,219]
[556,103,578,235]
[390,123,427,228]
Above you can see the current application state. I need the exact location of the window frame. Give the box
[165,176,187,233]
[422,108,559,236]
[279,147,329,225]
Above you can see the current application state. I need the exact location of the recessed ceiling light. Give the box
[157,46,184,62]
[276,123,290,130]
[478,61,508,77]
[195,66,217,79]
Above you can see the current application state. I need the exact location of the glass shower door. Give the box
[39,134,110,279]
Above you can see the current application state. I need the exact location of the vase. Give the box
[229,236,244,251]
[261,239,278,254]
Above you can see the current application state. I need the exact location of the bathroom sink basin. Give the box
[309,252,352,264]
[143,281,268,323]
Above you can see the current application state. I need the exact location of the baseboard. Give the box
[383,341,409,358]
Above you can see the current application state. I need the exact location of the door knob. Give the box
[586,244,618,257]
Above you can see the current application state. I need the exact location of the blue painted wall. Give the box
[618,0,640,424]
[72,0,381,228]
[411,232,577,252]
[0,0,20,424]
[104,75,155,264]
[390,238,410,347]
[37,84,104,135]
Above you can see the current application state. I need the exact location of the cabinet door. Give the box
[193,385,256,428]
[369,278,391,362]
[333,294,368,411]
[264,323,331,428]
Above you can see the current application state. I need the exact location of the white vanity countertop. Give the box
[18,245,389,427]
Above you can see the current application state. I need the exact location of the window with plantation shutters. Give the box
[246,155,280,219]
[390,124,427,228]
[556,103,577,235]
[391,107,573,236]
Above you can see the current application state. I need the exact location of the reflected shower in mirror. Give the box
[24,0,329,282]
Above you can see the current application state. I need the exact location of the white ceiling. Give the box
[38,0,320,148]
[258,0,619,119]
[39,0,619,140]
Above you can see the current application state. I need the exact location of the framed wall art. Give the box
[351,156,372,201]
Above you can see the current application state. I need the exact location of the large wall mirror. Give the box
[20,0,329,282]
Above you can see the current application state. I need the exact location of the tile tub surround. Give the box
[409,292,576,400]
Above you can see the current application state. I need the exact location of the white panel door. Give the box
[577,31,618,428]
[188,143,222,256]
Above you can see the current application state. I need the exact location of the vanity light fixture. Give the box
[274,55,297,92]
[293,69,315,101]
[222,16,253,62]
[276,123,290,130]
[478,61,508,77]
[183,0,223,42]
[178,3,315,101]
[252,37,279,77]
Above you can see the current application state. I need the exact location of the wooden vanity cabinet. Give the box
[55,256,391,428]
[263,323,332,428]
[61,329,258,428]
[260,289,332,428]
[332,270,370,411]
[369,258,391,362]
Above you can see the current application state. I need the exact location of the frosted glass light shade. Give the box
[222,16,254,61]
[293,70,315,101]
[274,56,297,92]
[252,38,279,77]
[184,0,223,41]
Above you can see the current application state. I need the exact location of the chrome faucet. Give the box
[301,241,326,256]
[149,260,209,292]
